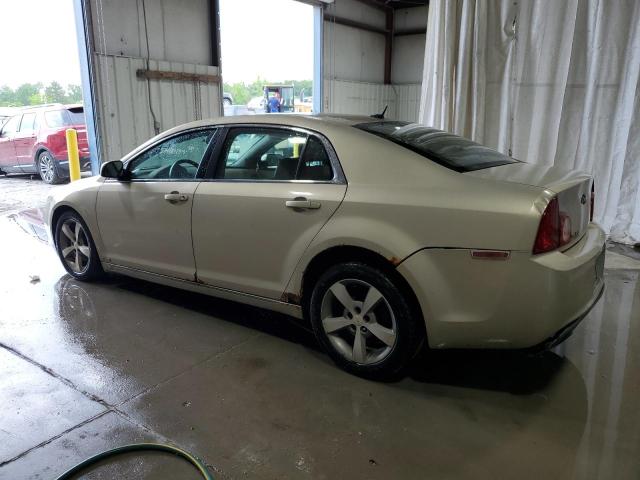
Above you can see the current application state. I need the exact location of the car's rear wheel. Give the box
[55,211,104,281]
[309,262,423,379]
[38,151,63,184]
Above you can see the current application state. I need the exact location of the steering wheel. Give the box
[169,159,200,179]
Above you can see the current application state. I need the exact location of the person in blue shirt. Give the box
[267,92,281,113]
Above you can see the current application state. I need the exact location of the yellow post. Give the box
[65,128,81,182]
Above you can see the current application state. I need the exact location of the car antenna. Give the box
[370,105,388,119]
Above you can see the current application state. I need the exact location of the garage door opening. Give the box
[0,0,89,183]
[219,0,315,116]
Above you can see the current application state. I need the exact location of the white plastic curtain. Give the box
[419,0,640,244]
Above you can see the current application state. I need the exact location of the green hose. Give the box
[54,443,214,480]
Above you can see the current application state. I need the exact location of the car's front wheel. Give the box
[55,211,104,281]
[309,262,424,379]
[38,151,63,184]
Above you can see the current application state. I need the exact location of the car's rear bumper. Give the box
[525,280,604,352]
[397,223,606,349]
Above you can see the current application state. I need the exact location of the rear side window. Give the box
[45,110,67,128]
[354,121,519,172]
[217,128,309,181]
[298,136,333,181]
[19,113,36,132]
[216,128,335,182]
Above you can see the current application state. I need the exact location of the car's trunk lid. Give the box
[467,162,593,248]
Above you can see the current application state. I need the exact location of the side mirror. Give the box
[100,160,124,179]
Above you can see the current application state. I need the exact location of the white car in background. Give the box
[45,114,605,379]
[246,96,266,112]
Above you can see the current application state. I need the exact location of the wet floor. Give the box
[0,183,639,478]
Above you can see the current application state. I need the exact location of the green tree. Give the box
[66,84,83,103]
[44,81,66,103]
[14,83,42,106]
[0,85,15,106]
[28,92,44,105]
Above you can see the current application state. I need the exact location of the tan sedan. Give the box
[45,114,605,378]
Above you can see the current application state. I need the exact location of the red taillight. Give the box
[590,182,595,222]
[533,197,560,254]
[533,197,573,254]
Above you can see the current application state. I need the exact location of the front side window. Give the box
[19,113,36,132]
[128,129,216,180]
[217,128,334,181]
[354,121,519,172]
[1,115,21,137]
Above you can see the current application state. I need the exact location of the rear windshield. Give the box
[44,107,85,128]
[354,121,519,172]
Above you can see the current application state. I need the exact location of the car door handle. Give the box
[164,192,188,203]
[285,198,321,209]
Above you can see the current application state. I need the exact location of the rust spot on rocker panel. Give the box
[281,292,302,305]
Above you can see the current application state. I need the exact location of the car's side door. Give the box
[192,126,347,299]
[0,115,21,172]
[96,128,217,280]
[15,112,38,171]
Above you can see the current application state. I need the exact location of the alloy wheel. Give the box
[58,219,91,274]
[320,279,397,365]
[39,153,55,183]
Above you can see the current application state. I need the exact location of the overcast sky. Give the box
[0,0,81,88]
[0,0,313,89]
[219,0,314,83]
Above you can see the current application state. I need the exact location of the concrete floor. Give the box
[1,175,639,479]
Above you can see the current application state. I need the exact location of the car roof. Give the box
[20,103,83,113]
[163,113,379,137]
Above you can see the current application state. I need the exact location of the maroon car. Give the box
[0,104,91,184]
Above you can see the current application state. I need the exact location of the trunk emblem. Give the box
[580,194,587,205]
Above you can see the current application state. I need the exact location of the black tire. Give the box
[37,150,64,184]
[309,262,424,380]
[55,210,104,281]
[223,98,232,107]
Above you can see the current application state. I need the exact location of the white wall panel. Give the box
[322,1,426,120]
[90,0,210,65]
[323,22,386,83]
[391,35,426,84]
[94,54,220,160]
[324,79,391,116]
[324,80,421,122]
[393,83,421,122]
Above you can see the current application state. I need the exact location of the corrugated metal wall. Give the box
[393,84,421,123]
[93,54,220,161]
[324,80,421,122]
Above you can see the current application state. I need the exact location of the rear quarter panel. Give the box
[286,128,549,297]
